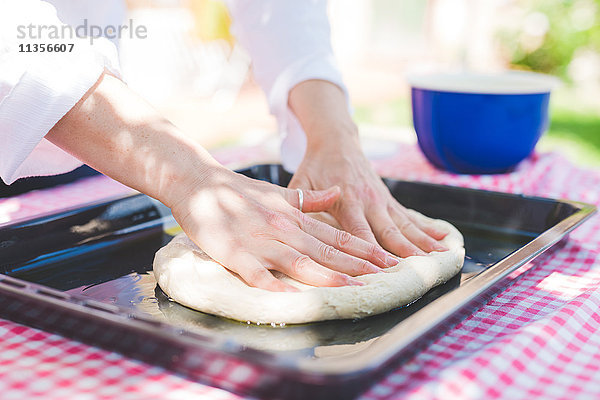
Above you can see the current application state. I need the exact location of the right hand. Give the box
[169,167,399,292]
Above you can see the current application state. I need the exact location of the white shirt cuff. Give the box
[0,38,120,184]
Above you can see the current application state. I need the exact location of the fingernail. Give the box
[436,228,450,237]
[385,254,399,267]
[367,265,384,274]
[348,278,365,286]
[434,243,448,252]
[284,286,300,292]
[414,249,427,256]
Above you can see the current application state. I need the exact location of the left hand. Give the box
[287,79,448,258]
[289,143,449,258]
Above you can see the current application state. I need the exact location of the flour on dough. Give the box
[153,210,465,324]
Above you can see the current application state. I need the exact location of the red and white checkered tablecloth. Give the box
[0,143,599,400]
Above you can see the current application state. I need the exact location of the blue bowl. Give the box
[408,72,558,174]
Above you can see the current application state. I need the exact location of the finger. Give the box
[282,186,341,213]
[367,209,427,257]
[298,214,398,269]
[334,201,378,244]
[308,211,341,229]
[288,172,311,190]
[404,208,449,240]
[283,223,383,276]
[228,253,298,292]
[390,207,448,252]
[262,242,365,287]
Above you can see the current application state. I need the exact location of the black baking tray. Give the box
[0,164,595,399]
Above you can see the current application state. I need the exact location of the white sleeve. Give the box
[225,0,348,171]
[0,0,120,184]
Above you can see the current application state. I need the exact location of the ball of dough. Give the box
[153,210,465,324]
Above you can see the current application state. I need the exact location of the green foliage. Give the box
[501,0,600,80]
[542,105,600,166]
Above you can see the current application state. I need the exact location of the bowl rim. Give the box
[406,71,560,94]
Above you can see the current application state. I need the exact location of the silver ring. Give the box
[297,188,304,212]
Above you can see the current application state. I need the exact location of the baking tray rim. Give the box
[0,175,596,382]
[300,197,596,375]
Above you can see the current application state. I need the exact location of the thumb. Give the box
[283,186,341,213]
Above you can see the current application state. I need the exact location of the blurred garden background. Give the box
[120,0,600,168]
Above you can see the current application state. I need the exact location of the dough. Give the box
[153,210,465,324]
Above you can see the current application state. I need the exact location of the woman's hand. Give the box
[169,167,398,292]
[288,80,448,258]
[289,145,449,258]
[48,73,395,293]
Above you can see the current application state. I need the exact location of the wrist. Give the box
[156,139,229,209]
[305,120,361,154]
[288,80,361,154]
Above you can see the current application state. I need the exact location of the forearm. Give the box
[288,80,360,153]
[46,71,391,292]
[47,71,223,207]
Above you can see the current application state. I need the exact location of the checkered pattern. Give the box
[365,146,600,400]
[0,175,133,224]
[0,144,598,400]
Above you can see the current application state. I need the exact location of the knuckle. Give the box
[297,213,315,230]
[396,203,408,213]
[317,243,338,263]
[389,203,407,215]
[346,183,377,202]
[246,267,269,285]
[291,254,312,275]
[343,199,363,211]
[352,259,372,275]
[264,210,280,226]
[362,185,380,202]
[291,208,305,222]
[332,272,350,286]
[410,228,430,244]
[334,229,353,248]
[367,243,382,259]
[251,231,274,240]
[381,225,400,241]
[350,224,372,237]
[399,220,414,232]
[265,210,295,232]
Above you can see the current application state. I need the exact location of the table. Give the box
[1,142,599,400]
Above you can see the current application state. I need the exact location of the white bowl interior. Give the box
[406,71,559,94]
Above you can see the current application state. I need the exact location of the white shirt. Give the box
[0,0,346,184]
